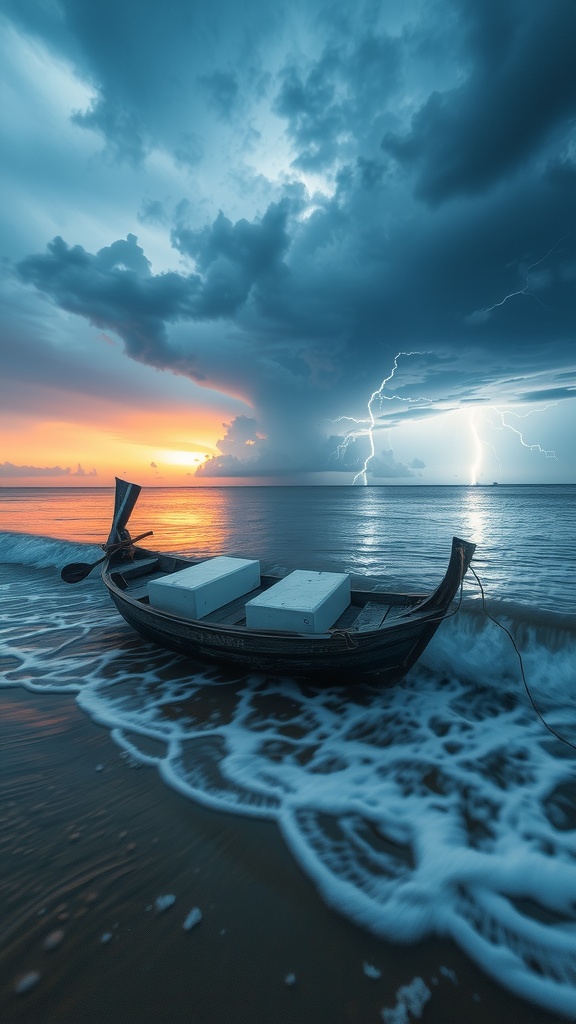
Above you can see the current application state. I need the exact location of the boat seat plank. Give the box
[204,589,264,625]
[210,608,247,626]
[382,604,411,621]
[332,603,363,629]
[118,557,161,580]
[350,601,390,631]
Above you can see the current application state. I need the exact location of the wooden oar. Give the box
[60,531,154,584]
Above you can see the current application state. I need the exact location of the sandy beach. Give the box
[0,687,568,1024]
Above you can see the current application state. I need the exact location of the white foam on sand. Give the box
[183,907,202,931]
[381,977,431,1023]
[363,961,382,980]
[78,618,576,1019]
[153,895,176,913]
[3,563,576,1020]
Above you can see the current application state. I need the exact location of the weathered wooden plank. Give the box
[350,601,389,631]
[120,557,161,579]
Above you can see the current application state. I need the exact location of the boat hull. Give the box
[97,478,476,686]
[109,593,437,683]
[105,570,464,685]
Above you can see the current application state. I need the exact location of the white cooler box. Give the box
[245,569,350,634]
[148,556,260,619]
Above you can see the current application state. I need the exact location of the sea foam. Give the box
[2,550,576,1018]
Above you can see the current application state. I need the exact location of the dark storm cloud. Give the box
[382,0,576,203]
[274,31,401,172]
[367,451,415,480]
[194,414,312,478]
[16,202,294,352]
[16,234,206,372]
[195,417,265,478]
[171,200,291,317]
[520,387,576,403]
[3,0,575,481]
[1,0,279,165]
[71,99,149,164]
[14,181,575,440]
[321,435,420,482]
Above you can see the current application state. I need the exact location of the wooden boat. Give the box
[64,478,476,685]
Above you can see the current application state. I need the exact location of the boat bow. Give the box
[106,477,141,547]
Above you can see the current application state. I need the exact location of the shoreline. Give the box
[0,687,567,1024]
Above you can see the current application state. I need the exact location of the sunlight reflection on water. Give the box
[1,483,574,608]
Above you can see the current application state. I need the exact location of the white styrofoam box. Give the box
[148,556,260,619]
[245,569,350,633]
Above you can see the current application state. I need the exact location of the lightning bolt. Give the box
[333,351,560,487]
[332,351,431,484]
[468,412,504,484]
[468,411,483,485]
[463,238,566,477]
[468,238,565,323]
[468,404,558,484]
[485,407,558,460]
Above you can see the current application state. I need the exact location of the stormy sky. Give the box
[1,0,575,485]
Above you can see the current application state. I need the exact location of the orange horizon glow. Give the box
[0,403,231,487]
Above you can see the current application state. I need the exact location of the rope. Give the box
[101,530,153,554]
[331,630,359,649]
[470,566,576,753]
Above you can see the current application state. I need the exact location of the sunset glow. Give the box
[159,449,213,468]
[1,400,234,486]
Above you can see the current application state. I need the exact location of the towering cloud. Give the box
[2,0,575,482]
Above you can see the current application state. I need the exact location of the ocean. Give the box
[1,483,575,1021]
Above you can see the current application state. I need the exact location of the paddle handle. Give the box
[104,530,154,552]
[60,531,155,584]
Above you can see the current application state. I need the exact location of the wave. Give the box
[2,529,575,626]
[0,530,102,571]
[464,592,576,635]
[421,606,576,711]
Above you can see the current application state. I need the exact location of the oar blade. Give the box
[60,530,152,584]
[60,562,94,584]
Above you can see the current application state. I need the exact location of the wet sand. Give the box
[0,688,567,1024]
